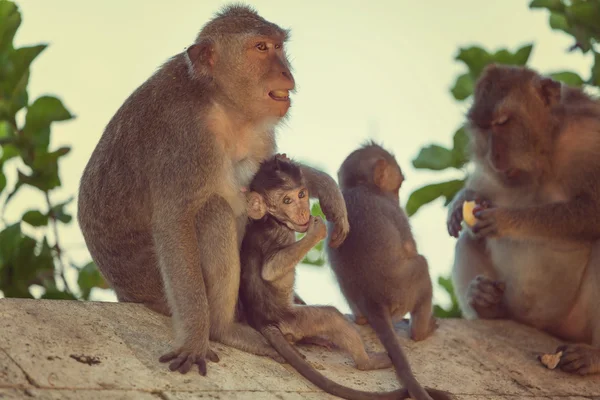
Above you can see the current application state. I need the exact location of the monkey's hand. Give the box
[470,205,509,238]
[306,216,327,242]
[328,215,349,248]
[447,192,491,238]
[467,275,506,319]
[274,153,291,162]
[159,347,220,375]
[556,343,600,375]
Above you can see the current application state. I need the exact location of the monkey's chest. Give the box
[488,238,590,327]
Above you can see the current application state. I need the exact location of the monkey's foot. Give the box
[467,275,506,319]
[159,347,220,375]
[556,343,600,375]
[356,352,393,371]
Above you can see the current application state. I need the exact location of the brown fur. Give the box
[448,64,600,375]
[77,4,349,375]
[328,143,454,400]
[240,156,429,400]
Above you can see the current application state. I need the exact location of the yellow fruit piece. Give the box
[539,351,563,370]
[462,201,478,227]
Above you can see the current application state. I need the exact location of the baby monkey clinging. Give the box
[240,154,415,400]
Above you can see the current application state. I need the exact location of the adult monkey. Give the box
[78,4,349,375]
[447,64,600,375]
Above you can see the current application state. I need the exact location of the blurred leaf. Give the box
[50,196,74,224]
[529,0,565,12]
[455,46,491,78]
[0,223,22,266]
[0,168,6,194]
[0,120,14,139]
[591,52,600,86]
[549,11,569,32]
[450,73,474,100]
[406,179,465,217]
[569,1,600,28]
[0,0,21,53]
[412,145,454,171]
[1,143,18,162]
[23,96,73,150]
[512,44,534,65]
[22,210,48,227]
[1,45,46,117]
[433,276,463,318]
[17,166,61,192]
[549,71,585,86]
[41,287,77,300]
[451,127,470,169]
[77,261,107,300]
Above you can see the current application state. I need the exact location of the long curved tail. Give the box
[262,325,408,400]
[364,304,454,400]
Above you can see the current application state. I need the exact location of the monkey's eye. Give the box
[298,190,306,198]
[274,43,282,50]
[492,115,509,126]
[283,197,292,204]
[255,42,268,52]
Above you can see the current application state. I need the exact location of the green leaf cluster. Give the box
[0,0,105,300]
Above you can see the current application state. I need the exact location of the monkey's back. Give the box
[240,217,296,329]
[328,186,424,307]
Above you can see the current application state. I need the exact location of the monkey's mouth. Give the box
[269,90,290,101]
[288,221,309,233]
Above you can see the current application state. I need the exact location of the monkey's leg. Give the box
[452,234,506,319]
[556,241,600,375]
[282,306,392,371]
[196,197,281,360]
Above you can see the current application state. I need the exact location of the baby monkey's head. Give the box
[247,155,311,232]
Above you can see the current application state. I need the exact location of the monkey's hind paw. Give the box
[159,348,219,375]
[555,344,600,375]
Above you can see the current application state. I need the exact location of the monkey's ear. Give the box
[537,77,561,107]
[186,39,214,74]
[247,192,267,220]
[373,159,390,190]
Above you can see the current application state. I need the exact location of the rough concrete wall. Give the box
[0,299,598,399]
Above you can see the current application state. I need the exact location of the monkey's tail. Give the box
[261,325,409,400]
[364,304,454,400]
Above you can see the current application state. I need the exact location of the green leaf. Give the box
[0,120,14,139]
[405,179,465,217]
[41,288,77,300]
[512,44,534,66]
[433,276,463,319]
[450,73,474,101]
[529,0,565,12]
[451,127,470,169]
[50,196,74,224]
[549,11,569,32]
[549,71,585,86]
[23,96,73,149]
[1,45,46,117]
[77,261,108,300]
[455,46,491,78]
[0,143,18,162]
[0,168,6,194]
[569,1,600,28]
[412,145,454,171]
[0,223,22,266]
[22,210,49,227]
[591,52,600,86]
[0,0,21,53]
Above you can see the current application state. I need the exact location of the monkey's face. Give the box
[267,186,311,232]
[214,34,295,121]
[467,65,557,185]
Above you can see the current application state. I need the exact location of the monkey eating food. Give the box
[448,64,600,376]
[327,143,454,400]
[240,155,428,400]
[77,4,349,376]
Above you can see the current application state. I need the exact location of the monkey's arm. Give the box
[474,193,600,240]
[262,236,321,282]
[299,165,349,248]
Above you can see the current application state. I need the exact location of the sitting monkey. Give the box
[239,155,425,400]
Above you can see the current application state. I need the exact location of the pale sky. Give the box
[6,0,593,311]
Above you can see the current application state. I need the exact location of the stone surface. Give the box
[0,298,599,399]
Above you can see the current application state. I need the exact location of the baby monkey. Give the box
[327,142,453,400]
[241,155,416,400]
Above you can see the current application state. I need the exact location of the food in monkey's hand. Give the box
[462,200,478,227]
[539,351,563,370]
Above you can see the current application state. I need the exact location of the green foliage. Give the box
[433,276,463,318]
[0,0,105,301]
[298,202,327,267]
[407,0,600,318]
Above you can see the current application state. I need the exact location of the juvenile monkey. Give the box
[241,155,422,400]
[77,4,349,375]
[327,143,452,400]
[448,64,600,375]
